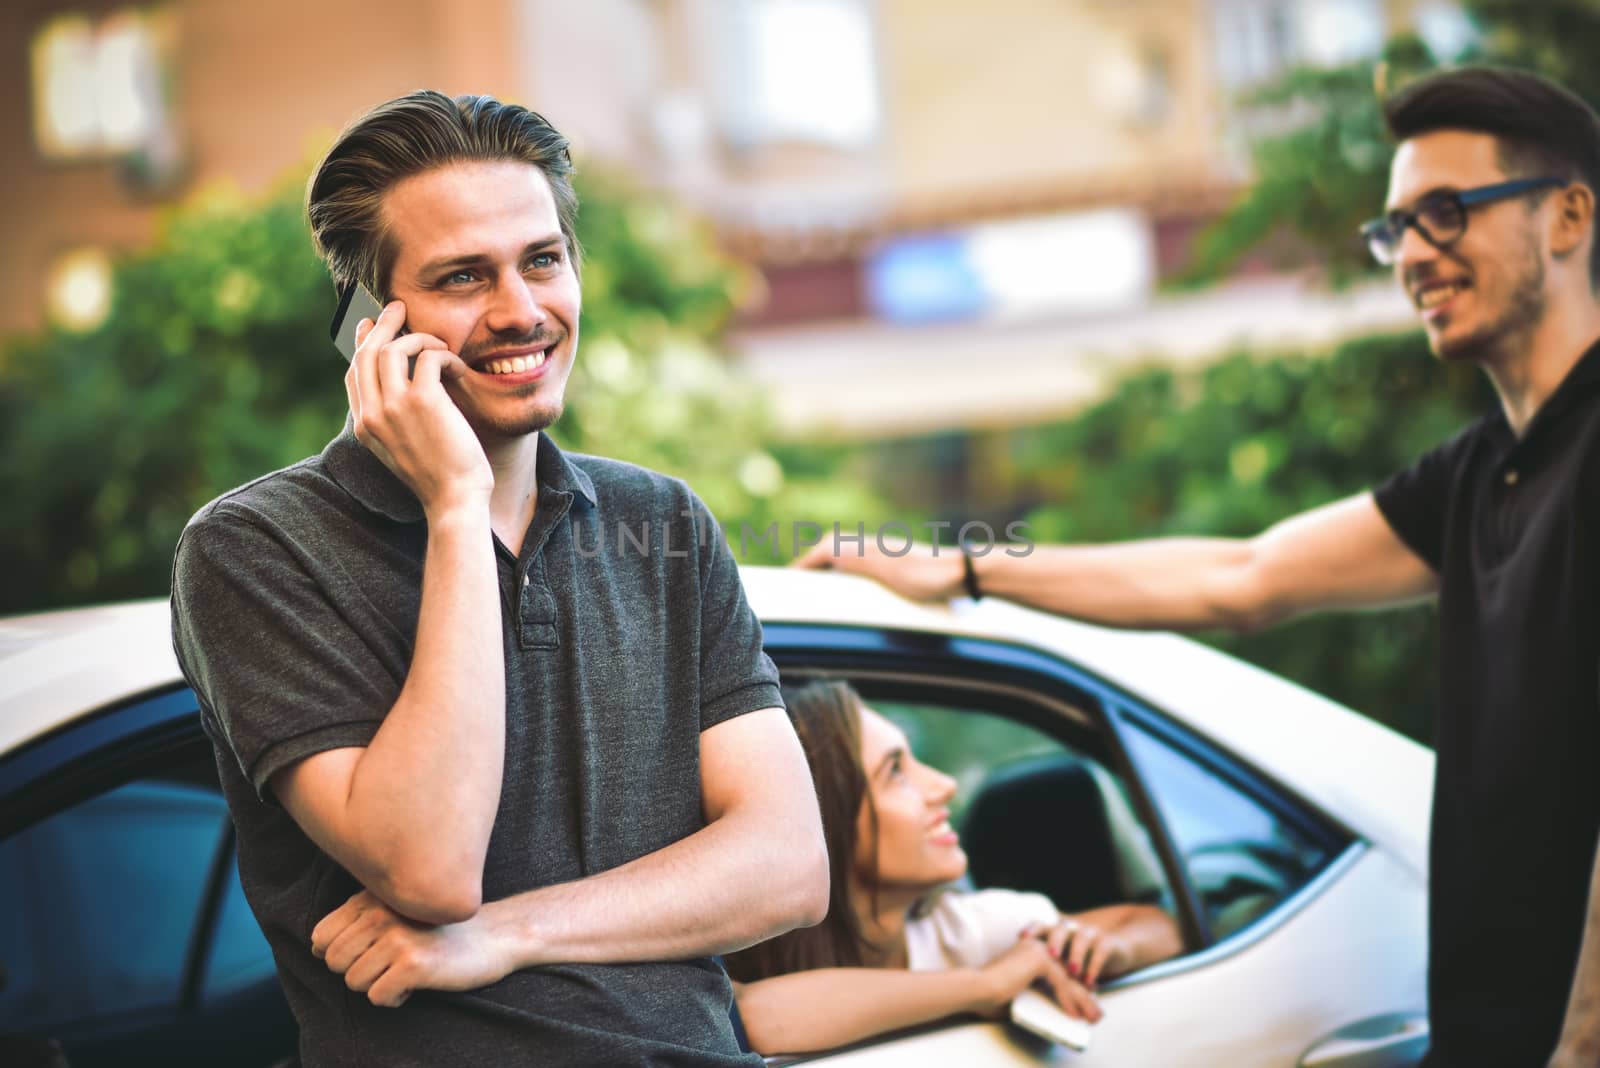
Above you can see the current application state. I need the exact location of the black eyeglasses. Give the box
[1359,176,1568,265]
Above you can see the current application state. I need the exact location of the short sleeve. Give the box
[689,493,783,730]
[171,506,399,800]
[1372,423,1482,572]
[905,888,1060,971]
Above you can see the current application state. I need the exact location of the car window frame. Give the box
[762,621,1359,954]
[0,685,202,838]
[0,685,255,1039]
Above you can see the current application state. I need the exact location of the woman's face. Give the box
[853,706,968,893]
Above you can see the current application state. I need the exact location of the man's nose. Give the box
[486,272,548,333]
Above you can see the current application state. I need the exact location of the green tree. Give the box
[0,167,883,615]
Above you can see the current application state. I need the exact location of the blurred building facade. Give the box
[5,0,1458,432]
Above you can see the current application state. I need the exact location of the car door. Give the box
[0,688,295,1068]
[759,622,1427,1068]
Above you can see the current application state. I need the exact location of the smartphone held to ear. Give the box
[330,282,406,363]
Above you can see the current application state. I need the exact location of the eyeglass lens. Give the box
[1369,196,1465,264]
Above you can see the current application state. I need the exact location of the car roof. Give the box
[0,568,1430,872]
[0,599,180,758]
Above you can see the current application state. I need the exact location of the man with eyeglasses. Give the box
[802,66,1600,1067]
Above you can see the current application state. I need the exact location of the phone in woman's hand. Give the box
[1011,989,1094,1050]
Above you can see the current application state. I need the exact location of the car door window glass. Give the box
[0,778,230,1030]
[1119,718,1337,940]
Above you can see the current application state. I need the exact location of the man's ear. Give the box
[1550,183,1594,261]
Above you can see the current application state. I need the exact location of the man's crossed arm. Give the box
[306,706,829,1007]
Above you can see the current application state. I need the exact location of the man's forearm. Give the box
[286,504,505,921]
[976,539,1260,631]
[973,495,1435,632]
[354,507,504,903]
[483,797,826,966]
[1551,834,1600,1065]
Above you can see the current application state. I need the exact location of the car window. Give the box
[201,845,276,1004]
[1118,716,1339,941]
[0,774,230,1030]
[871,698,1172,914]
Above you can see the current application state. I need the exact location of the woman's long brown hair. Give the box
[724,680,880,980]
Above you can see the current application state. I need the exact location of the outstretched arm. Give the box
[798,493,1437,632]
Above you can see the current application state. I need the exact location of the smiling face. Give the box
[1386,130,1551,363]
[381,160,581,444]
[852,706,968,897]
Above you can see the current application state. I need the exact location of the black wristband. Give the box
[961,547,983,601]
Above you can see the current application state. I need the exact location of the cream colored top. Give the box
[903,888,1061,972]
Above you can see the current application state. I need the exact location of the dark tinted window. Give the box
[1120,719,1337,939]
[0,779,229,1029]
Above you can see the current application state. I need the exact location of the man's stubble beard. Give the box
[456,326,574,442]
[1435,235,1547,366]
[466,392,567,443]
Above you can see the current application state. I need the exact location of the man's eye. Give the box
[443,270,477,285]
[526,252,560,271]
[1417,198,1460,229]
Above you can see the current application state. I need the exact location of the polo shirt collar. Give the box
[322,419,597,524]
[538,431,598,509]
[1478,335,1600,449]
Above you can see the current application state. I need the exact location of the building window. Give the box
[31,9,173,161]
[718,0,880,152]
[1209,0,1383,90]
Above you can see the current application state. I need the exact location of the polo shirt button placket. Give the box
[1495,464,1520,559]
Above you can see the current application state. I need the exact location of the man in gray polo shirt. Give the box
[170,91,827,1067]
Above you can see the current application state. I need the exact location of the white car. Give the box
[0,568,1431,1068]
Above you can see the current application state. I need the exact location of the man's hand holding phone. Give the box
[345,301,493,519]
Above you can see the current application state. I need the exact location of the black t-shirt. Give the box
[171,428,778,1067]
[1374,341,1600,1068]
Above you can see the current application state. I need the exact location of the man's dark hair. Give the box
[1384,65,1600,282]
[306,91,580,299]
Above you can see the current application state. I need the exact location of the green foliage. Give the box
[0,179,341,612]
[0,167,884,614]
[1178,38,1432,288]
[1002,332,1491,743]
[1180,2,1600,286]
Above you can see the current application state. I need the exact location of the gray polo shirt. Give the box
[171,426,778,1067]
